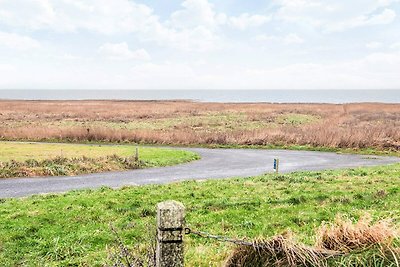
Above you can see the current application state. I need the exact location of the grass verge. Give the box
[200,143,400,157]
[0,142,200,178]
[0,163,399,266]
[2,138,399,158]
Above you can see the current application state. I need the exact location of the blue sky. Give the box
[0,0,399,89]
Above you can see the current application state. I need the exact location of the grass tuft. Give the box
[225,233,337,267]
[226,214,400,267]
[316,213,398,252]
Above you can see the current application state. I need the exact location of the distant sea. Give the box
[0,90,399,103]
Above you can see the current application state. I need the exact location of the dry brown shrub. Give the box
[225,214,400,267]
[225,234,337,267]
[316,213,399,252]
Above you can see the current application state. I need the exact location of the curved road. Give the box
[0,148,399,198]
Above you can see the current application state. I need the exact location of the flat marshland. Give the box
[0,100,399,152]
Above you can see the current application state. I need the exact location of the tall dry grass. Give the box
[316,214,398,252]
[0,100,399,150]
[225,214,400,267]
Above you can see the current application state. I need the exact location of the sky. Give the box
[0,0,399,90]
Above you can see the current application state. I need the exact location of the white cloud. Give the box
[275,0,398,32]
[0,0,226,52]
[228,13,270,30]
[327,8,396,31]
[169,0,218,29]
[366,41,383,49]
[0,0,55,30]
[255,33,304,45]
[390,42,400,49]
[98,43,151,60]
[239,51,400,89]
[367,8,397,24]
[0,0,157,34]
[148,24,221,52]
[2,51,400,89]
[126,51,400,89]
[0,0,271,52]
[169,0,269,30]
[56,53,82,61]
[0,31,40,50]
[0,64,16,71]
[283,33,304,44]
[166,0,269,50]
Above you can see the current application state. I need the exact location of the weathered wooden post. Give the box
[156,201,185,267]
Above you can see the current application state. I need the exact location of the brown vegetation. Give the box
[225,234,336,267]
[0,155,142,178]
[225,215,399,267]
[316,213,398,252]
[0,100,399,151]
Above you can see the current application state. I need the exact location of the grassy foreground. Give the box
[0,164,399,266]
[0,142,199,178]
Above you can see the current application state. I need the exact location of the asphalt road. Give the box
[1,148,399,198]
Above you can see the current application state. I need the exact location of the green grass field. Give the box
[0,163,399,266]
[0,142,200,178]
[0,141,196,163]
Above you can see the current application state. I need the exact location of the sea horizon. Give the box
[0,89,399,104]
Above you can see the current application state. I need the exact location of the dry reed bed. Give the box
[0,100,399,150]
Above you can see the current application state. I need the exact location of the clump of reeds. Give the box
[225,214,399,267]
[225,234,338,267]
[316,213,398,252]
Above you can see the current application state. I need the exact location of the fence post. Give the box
[156,200,185,267]
[274,158,280,174]
[134,147,139,161]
